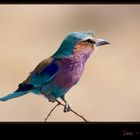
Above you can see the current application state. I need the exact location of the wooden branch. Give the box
[44,99,89,122]
[44,102,60,122]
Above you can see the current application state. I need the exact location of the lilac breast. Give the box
[54,50,92,89]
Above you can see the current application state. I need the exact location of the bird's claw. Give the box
[64,103,71,112]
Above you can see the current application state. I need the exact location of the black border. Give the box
[0,122,140,139]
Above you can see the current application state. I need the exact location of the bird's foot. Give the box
[46,94,56,103]
[64,102,71,113]
[41,92,56,103]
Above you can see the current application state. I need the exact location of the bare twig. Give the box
[44,99,89,122]
[44,102,61,123]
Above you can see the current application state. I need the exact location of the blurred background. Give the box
[0,4,140,122]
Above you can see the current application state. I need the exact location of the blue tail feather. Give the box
[0,91,29,101]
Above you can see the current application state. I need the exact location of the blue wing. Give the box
[24,57,59,87]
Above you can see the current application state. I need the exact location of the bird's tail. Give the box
[0,90,29,101]
[0,82,34,101]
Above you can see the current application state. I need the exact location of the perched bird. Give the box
[0,32,109,112]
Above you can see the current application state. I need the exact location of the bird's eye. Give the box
[83,39,95,44]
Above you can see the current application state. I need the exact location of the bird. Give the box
[0,31,109,112]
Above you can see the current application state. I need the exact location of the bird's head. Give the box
[53,31,110,58]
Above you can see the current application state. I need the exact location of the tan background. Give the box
[0,5,140,122]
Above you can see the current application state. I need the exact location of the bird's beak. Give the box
[95,38,110,47]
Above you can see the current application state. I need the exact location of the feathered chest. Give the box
[54,52,92,88]
[59,57,84,79]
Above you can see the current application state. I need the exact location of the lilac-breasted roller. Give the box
[0,32,109,112]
